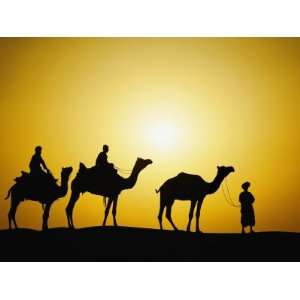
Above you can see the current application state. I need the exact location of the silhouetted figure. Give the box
[96,144,109,167]
[66,158,152,229]
[95,144,116,208]
[95,144,117,174]
[239,181,255,234]
[27,146,58,190]
[156,166,235,233]
[29,146,49,176]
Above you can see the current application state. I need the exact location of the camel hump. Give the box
[177,172,201,179]
[175,172,205,185]
[177,172,189,177]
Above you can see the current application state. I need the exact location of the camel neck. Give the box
[122,164,141,190]
[208,172,225,194]
[58,174,70,197]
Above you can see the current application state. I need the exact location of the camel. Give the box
[156,166,235,233]
[66,157,152,228]
[5,167,73,230]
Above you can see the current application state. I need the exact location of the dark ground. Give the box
[0,226,299,261]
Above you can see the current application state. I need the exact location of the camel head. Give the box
[217,166,235,178]
[118,158,152,191]
[134,158,153,172]
[61,166,73,179]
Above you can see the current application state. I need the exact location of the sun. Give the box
[147,122,180,150]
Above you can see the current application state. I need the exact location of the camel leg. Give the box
[42,202,52,231]
[157,197,166,230]
[112,197,118,227]
[186,200,197,232]
[166,201,178,231]
[12,208,18,229]
[8,197,20,230]
[103,197,107,207]
[195,200,203,233]
[66,190,80,229]
[102,197,113,226]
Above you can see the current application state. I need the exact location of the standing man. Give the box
[239,181,256,234]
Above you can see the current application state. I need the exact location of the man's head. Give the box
[35,146,42,155]
[103,144,109,153]
[242,181,250,191]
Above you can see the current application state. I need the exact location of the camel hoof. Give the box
[196,230,203,234]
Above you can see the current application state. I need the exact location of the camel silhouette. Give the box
[66,158,152,228]
[156,166,235,232]
[5,167,73,230]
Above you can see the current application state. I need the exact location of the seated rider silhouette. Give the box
[29,146,57,186]
[30,146,49,176]
[95,144,116,174]
[14,146,55,185]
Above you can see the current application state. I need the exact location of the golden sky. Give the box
[0,38,299,232]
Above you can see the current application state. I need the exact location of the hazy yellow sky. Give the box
[0,38,299,232]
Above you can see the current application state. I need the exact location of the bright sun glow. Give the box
[148,122,180,150]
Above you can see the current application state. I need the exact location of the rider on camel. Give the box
[96,144,116,173]
[29,146,49,176]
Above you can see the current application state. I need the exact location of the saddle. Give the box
[14,170,58,186]
[14,171,30,183]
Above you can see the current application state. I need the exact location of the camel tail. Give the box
[5,186,13,200]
